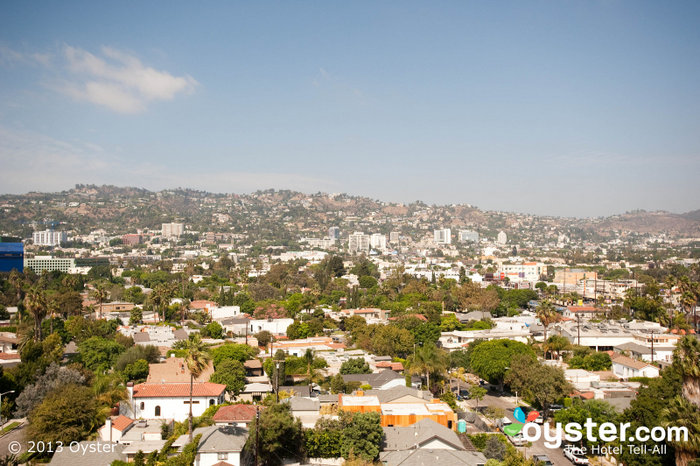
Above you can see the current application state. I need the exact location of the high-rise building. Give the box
[389,231,400,244]
[458,230,479,243]
[32,229,68,246]
[0,237,23,272]
[328,226,340,240]
[433,228,451,245]
[162,223,184,238]
[370,233,387,251]
[497,231,508,245]
[348,232,370,253]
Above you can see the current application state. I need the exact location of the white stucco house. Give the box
[121,381,226,422]
[611,354,660,379]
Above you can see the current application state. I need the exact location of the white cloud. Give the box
[0,44,197,113]
[60,45,197,113]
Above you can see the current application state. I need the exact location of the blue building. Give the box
[0,238,23,272]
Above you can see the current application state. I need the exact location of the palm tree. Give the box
[90,282,109,320]
[24,289,47,342]
[303,349,323,395]
[673,336,700,407]
[184,334,211,442]
[8,270,24,324]
[152,283,175,323]
[407,344,448,392]
[535,300,559,352]
[663,396,700,466]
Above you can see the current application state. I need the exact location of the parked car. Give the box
[508,433,527,446]
[533,454,553,466]
[563,446,589,465]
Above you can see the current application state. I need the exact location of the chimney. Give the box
[127,381,134,402]
[106,417,113,443]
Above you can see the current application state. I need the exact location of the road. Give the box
[463,393,571,465]
[0,420,27,458]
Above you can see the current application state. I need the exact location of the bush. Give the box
[339,358,371,375]
[115,345,161,371]
[123,359,149,382]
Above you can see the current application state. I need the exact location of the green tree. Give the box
[554,399,619,450]
[331,374,346,394]
[78,336,125,372]
[90,282,110,320]
[504,354,571,416]
[184,334,211,442]
[340,412,383,461]
[115,345,161,371]
[24,288,47,342]
[340,358,372,375]
[535,300,559,345]
[483,435,507,461]
[470,385,487,409]
[129,307,143,325]
[568,351,611,371]
[470,339,535,390]
[246,403,303,466]
[255,330,272,348]
[209,359,246,396]
[201,321,224,339]
[27,384,97,445]
[123,359,149,382]
[211,343,258,367]
[406,343,448,391]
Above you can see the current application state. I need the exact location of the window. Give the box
[155,406,161,416]
[209,399,215,406]
[140,402,145,410]
[217,453,228,460]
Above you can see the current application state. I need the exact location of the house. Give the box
[173,425,248,466]
[271,336,345,357]
[363,386,433,404]
[189,300,218,313]
[219,316,252,336]
[284,396,321,427]
[614,342,653,362]
[339,392,458,430]
[115,418,170,460]
[213,404,259,427]
[611,354,660,379]
[98,415,134,442]
[147,357,214,384]
[341,370,410,390]
[239,382,273,402]
[121,381,226,422]
[563,306,600,319]
[381,417,488,464]
[49,442,126,466]
[244,359,264,377]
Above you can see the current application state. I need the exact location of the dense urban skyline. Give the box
[1,1,699,217]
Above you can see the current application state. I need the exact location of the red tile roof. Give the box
[0,353,20,360]
[112,415,134,432]
[567,306,598,312]
[212,404,260,423]
[190,300,217,310]
[132,382,226,398]
[376,361,404,371]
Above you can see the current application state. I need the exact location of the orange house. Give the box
[339,392,457,430]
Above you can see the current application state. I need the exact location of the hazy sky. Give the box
[1,1,699,217]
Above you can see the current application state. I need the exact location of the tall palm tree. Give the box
[663,396,700,466]
[24,289,47,342]
[673,335,700,407]
[90,282,109,320]
[535,300,559,350]
[407,344,448,392]
[8,270,24,324]
[152,283,175,323]
[184,334,211,442]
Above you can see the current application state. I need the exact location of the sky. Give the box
[0,1,699,218]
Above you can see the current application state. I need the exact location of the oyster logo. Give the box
[503,407,540,437]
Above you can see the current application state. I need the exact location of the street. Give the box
[0,420,27,458]
[463,393,571,466]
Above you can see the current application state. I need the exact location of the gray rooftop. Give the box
[342,369,403,386]
[284,396,320,412]
[364,386,432,404]
[383,418,464,451]
[133,333,151,343]
[380,449,487,465]
[49,442,126,466]
[614,342,652,354]
[175,425,248,452]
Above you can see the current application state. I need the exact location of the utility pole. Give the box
[275,360,281,403]
[254,405,260,466]
[577,313,582,346]
[650,331,655,364]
